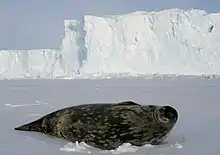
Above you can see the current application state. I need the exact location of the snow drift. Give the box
[1,8,220,79]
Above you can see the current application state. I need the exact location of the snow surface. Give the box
[1,8,220,78]
[1,77,220,155]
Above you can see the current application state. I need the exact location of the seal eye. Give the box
[156,106,178,124]
[163,106,178,121]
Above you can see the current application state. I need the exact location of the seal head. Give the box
[154,105,178,127]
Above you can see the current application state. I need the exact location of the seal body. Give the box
[15,101,178,150]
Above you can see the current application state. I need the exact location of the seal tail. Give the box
[14,118,43,132]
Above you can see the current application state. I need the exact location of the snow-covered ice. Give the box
[1,77,220,155]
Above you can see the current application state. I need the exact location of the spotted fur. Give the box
[14,101,178,150]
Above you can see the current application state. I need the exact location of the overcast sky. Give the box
[0,0,219,50]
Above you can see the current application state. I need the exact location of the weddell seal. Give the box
[14,101,178,150]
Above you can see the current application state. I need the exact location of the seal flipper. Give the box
[14,117,43,132]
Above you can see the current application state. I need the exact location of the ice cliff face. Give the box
[80,9,220,75]
[1,8,220,79]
